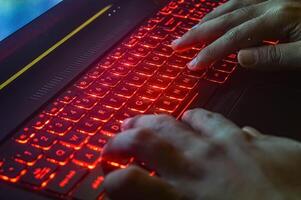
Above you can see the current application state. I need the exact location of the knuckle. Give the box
[267,45,283,64]
[226,29,241,43]
[204,112,224,120]
[202,46,216,61]
[205,141,227,158]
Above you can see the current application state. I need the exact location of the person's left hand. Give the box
[102,109,301,200]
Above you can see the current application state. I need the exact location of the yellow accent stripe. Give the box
[0,4,113,90]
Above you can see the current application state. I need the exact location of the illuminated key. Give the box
[45,143,73,164]
[0,159,26,182]
[76,117,103,135]
[30,132,57,150]
[59,105,86,122]
[60,131,88,150]
[73,147,101,169]
[89,105,115,122]
[127,96,153,112]
[46,118,73,136]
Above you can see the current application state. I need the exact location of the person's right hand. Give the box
[172,0,301,71]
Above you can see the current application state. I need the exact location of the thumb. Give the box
[238,42,301,71]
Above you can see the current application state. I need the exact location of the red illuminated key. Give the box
[72,96,99,110]
[110,64,131,76]
[179,18,197,30]
[47,163,87,195]
[76,117,103,135]
[149,75,172,89]
[175,48,198,59]
[205,70,230,84]
[71,167,105,200]
[129,44,150,57]
[133,28,148,39]
[85,83,109,99]
[114,108,140,123]
[14,144,42,166]
[0,159,26,182]
[119,53,142,66]
[110,46,127,59]
[149,28,168,40]
[143,53,166,66]
[113,83,138,98]
[166,85,189,100]
[160,16,182,32]
[182,68,205,78]
[86,66,105,79]
[134,63,157,76]
[98,57,116,69]
[123,37,139,48]
[30,132,57,150]
[166,55,190,68]
[43,101,65,117]
[213,61,237,73]
[59,105,86,122]
[101,119,121,136]
[60,131,88,150]
[176,74,199,89]
[31,113,52,130]
[172,7,192,18]
[151,12,166,23]
[154,96,180,113]
[189,11,205,21]
[46,118,73,136]
[142,20,158,31]
[97,72,121,87]
[102,94,127,110]
[73,147,101,169]
[74,76,95,90]
[158,66,181,78]
[137,86,162,101]
[87,134,110,151]
[153,44,174,57]
[14,127,36,144]
[89,105,115,122]
[22,159,57,187]
[46,143,73,164]
[127,96,153,112]
[125,72,147,87]
[160,5,173,15]
[140,37,160,48]
[57,89,77,104]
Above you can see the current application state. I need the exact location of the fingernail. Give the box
[187,58,198,70]
[171,38,182,49]
[239,50,256,67]
[121,117,133,131]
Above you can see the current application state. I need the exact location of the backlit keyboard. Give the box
[0,0,237,199]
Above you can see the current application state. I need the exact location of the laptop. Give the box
[1,0,301,199]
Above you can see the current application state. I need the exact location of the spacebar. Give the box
[71,166,105,200]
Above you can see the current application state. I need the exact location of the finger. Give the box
[122,114,199,148]
[104,165,184,200]
[102,128,192,176]
[238,41,301,70]
[242,126,263,138]
[188,13,286,70]
[182,108,242,140]
[172,4,262,52]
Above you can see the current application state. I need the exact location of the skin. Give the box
[102,1,301,199]
[102,109,301,200]
[171,0,301,71]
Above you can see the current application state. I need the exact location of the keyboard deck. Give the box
[0,0,237,199]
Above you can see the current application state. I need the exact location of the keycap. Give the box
[30,132,57,150]
[73,147,101,169]
[113,83,138,98]
[165,85,189,100]
[175,48,198,59]
[76,117,103,135]
[22,159,57,187]
[143,53,166,66]
[43,101,65,117]
[176,74,199,89]
[85,83,110,98]
[101,119,121,136]
[110,64,131,76]
[57,89,77,104]
[72,96,99,110]
[60,131,88,150]
[87,134,110,151]
[142,20,158,31]
[114,108,140,123]
[133,28,148,39]
[119,53,142,66]
[45,143,73,164]
[172,7,191,18]
[89,105,115,122]
[153,44,174,57]
[149,75,172,89]
[46,163,87,194]
[134,63,158,76]
[137,86,162,101]
[46,118,73,136]
[160,16,182,31]
[102,94,127,110]
[129,44,150,57]
[158,66,181,78]
[154,96,180,113]
[86,66,105,79]
[125,72,147,87]
[14,144,42,166]
[213,60,237,73]
[149,28,168,40]
[59,105,86,123]
[205,70,230,84]
[98,57,116,69]
[127,96,153,112]
[140,37,160,48]
[166,55,190,68]
[123,37,139,48]
[14,127,36,144]
[74,76,95,89]
[97,72,121,87]
[31,113,52,130]
[71,167,105,200]
[0,159,26,182]
[110,46,127,59]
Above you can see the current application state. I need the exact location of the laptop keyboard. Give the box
[0,0,237,199]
